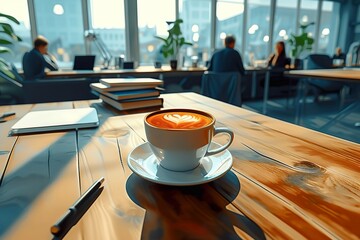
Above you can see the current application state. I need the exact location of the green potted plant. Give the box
[0,12,22,79]
[287,21,315,68]
[155,19,192,70]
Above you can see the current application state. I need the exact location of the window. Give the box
[318,1,340,55]
[179,0,212,67]
[299,0,317,41]
[245,0,271,64]
[0,0,31,68]
[216,0,244,57]
[273,0,297,58]
[2,0,346,69]
[34,0,85,68]
[88,0,126,67]
[137,0,176,66]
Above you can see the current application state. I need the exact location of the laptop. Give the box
[10,108,99,135]
[73,55,96,70]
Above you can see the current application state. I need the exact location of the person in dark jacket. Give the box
[22,36,58,80]
[263,41,290,87]
[207,35,245,75]
[267,41,288,69]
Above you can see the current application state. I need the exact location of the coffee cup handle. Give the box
[205,127,234,156]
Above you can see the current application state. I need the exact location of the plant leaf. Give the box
[154,36,167,42]
[154,18,191,60]
[0,13,20,25]
[0,39,12,44]
[0,23,22,41]
[0,46,12,54]
[0,61,15,79]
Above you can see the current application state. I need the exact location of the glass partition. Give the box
[318,1,340,55]
[245,0,271,66]
[215,0,244,61]
[179,0,212,67]
[34,0,85,69]
[5,0,346,69]
[137,0,176,66]
[273,0,297,59]
[88,0,126,68]
[298,0,319,58]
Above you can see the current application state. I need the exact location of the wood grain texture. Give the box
[0,93,359,240]
[74,101,147,239]
[0,131,80,239]
[159,93,360,239]
[287,69,360,82]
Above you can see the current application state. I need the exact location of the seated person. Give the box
[332,47,346,66]
[267,41,288,69]
[22,36,58,80]
[207,35,245,76]
[262,41,290,87]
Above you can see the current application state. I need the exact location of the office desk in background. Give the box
[45,66,207,79]
[12,66,207,104]
[0,92,359,239]
[285,68,360,125]
[17,65,289,111]
[46,66,207,94]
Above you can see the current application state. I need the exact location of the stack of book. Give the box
[90,78,164,111]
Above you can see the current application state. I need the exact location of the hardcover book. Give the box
[100,94,163,111]
[94,88,160,101]
[90,82,158,93]
[103,88,160,101]
[99,78,163,88]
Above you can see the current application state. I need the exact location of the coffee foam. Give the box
[147,111,212,129]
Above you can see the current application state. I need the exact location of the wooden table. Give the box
[0,93,359,239]
[287,68,360,82]
[285,68,360,125]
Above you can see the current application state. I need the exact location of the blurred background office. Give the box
[1,0,360,70]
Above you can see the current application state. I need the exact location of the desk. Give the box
[13,66,206,104]
[247,67,292,115]
[45,66,207,79]
[285,68,360,125]
[287,68,360,82]
[47,66,278,114]
[0,93,359,239]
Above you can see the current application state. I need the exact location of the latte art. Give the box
[164,114,199,125]
[147,111,212,129]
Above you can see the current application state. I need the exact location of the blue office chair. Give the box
[201,71,242,106]
[304,54,348,104]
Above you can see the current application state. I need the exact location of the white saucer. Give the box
[127,142,233,186]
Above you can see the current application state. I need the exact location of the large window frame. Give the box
[1,0,347,69]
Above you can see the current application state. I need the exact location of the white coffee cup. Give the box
[144,108,234,171]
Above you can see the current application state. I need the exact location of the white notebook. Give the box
[10,108,99,135]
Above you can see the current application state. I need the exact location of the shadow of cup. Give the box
[126,171,266,239]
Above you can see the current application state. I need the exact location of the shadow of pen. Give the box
[51,186,104,240]
[0,112,16,123]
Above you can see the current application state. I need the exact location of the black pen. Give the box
[51,177,105,238]
[0,112,15,118]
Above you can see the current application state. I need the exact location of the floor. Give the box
[242,94,360,144]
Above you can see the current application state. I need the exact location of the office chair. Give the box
[303,54,348,105]
[201,71,242,106]
[346,41,360,67]
[259,57,296,109]
[0,63,24,104]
